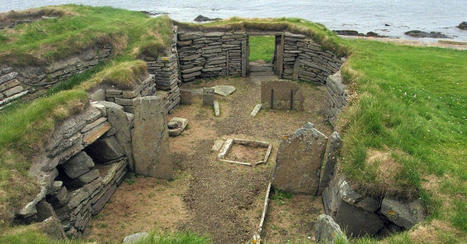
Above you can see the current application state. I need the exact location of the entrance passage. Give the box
[249,35,275,76]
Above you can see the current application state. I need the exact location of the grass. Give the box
[0,5,172,66]
[0,229,210,244]
[0,6,465,243]
[249,36,275,62]
[135,231,211,244]
[248,27,466,242]
[0,89,88,225]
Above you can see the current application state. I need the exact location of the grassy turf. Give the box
[248,34,466,241]
[339,39,466,236]
[0,8,465,242]
[0,5,172,65]
[249,36,275,62]
[0,229,210,244]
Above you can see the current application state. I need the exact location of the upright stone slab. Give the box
[132,96,173,179]
[273,122,327,194]
[318,131,342,195]
[202,87,214,106]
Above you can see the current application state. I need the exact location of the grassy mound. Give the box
[0,5,172,66]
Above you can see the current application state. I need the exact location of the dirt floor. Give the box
[85,74,333,243]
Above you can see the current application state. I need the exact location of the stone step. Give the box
[249,63,273,72]
[249,71,275,76]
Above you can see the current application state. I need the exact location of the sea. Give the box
[1,0,466,42]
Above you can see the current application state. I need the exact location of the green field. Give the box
[249,35,275,62]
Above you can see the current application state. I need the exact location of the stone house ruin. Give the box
[4,19,423,242]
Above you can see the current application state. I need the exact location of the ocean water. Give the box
[1,0,467,41]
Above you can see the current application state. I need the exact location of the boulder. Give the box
[318,131,342,195]
[194,15,221,22]
[333,30,364,36]
[273,122,327,194]
[62,152,95,179]
[313,214,347,243]
[85,136,124,164]
[132,96,173,179]
[168,117,188,137]
[381,197,425,229]
[458,21,467,30]
[405,30,448,38]
[123,232,149,243]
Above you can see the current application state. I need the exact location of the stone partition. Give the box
[177,31,248,82]
[260,80,304,111]
[0,45,112,109]
[144,27,181,112]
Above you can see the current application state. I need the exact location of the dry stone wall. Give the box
[144,27,181,112]
[18,101,133,238]
[103,74,156,113]
[177,31,247,82]
[324,71,348,126]
[0,45,112,109]
[281,33,343,83]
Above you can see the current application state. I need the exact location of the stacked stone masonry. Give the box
[281,33,343,83]
[18,101,133,238]
[104,74,156,113]
[177,31,247,82]
[324,71,348,127]
[144,27,181,112]
[0,45,112,109]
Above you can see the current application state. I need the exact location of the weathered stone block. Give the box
[180,89,192,105]
[85,136,124,164]
[70,169,101,187]
[62,152,95,179]
[132,96,173,179]
[202,87,214,106]
[273,122,328,194]
[314,214,347,243]
[381,197,425,229]
[318,131,342,195]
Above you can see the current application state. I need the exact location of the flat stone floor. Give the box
[85,73,333,243]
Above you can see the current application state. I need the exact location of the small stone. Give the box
[168,117,188,137]
[123,232,149,243]
[213,100,220,116]
[213,85,236,96]
[211,140,225,152]
[250,104,262,117]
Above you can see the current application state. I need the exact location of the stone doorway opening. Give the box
[247,34,280,77]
